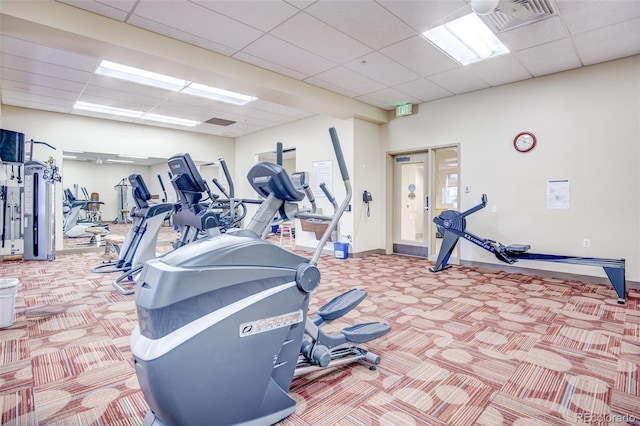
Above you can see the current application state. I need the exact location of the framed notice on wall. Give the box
[312,160,332,198]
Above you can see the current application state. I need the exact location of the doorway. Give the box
[431,147,459,262]
[392,152,429,257]
[391,146,459,259]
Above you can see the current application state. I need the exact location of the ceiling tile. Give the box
[1,80,79,101]
[376,0,470,33]
[356,87,421,110]
[380,35,459,77]
[248,100,314,119]
[239,35,336,77]
[305,0,416,49]
[308,66,386,96]
[344,51,421,86]
[130,0,263,52]
[394,78,453,103]
[513,38,582,77]
[469,55,532,87]
[87,74,177,100]
[192,0,299,32]
[0,53,93,83]
[76,92,158,112]
[556,0,640,36]
[1,68,86,93]
[127,15,238,56]
[56,0,133,21]
[495,16,568,51]
[269,12,372,63]
[427,68,490,95]
[1,90,75,109]
[1,36,99,71]
[572,18,640,66]
[232,51,308,80]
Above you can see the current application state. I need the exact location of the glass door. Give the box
[392,153,429,257]
[431,147,459,262]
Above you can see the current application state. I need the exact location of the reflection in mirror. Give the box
[62,151,168,224]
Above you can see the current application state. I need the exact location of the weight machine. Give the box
[113,178,132,224]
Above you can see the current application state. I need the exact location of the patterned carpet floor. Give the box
[1,225,639,425]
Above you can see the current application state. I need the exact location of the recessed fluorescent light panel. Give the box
[118,154,149,159]
[62,155,77,159]
[181,83,257,105]
[106,159,135,164]
[141,113,200,127]
[74,101,200,127]
[73,101,143,118]
[95,60,257,105]
[422,13,509,65]
[96,60,188,91]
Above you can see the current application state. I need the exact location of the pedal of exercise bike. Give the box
[342,321,391,344]
[317,288,367,322]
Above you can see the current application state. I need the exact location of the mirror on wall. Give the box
[257,147,296,174]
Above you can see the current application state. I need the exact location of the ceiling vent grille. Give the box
[485,0,556,32]
[205,117,236,126]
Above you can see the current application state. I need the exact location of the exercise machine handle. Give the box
[458,193,488,218]
[302,184,316,214]
[212,178,230,199]
[218,158,234,198]
[319,182,335,205]
[307,128,352,266]
[329,127,350,182]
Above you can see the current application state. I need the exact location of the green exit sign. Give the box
[396,103,413,117]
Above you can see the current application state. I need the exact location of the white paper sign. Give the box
[547,179,570,209]
[312,160,332,198]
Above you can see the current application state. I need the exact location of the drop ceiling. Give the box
[1,0,639,138]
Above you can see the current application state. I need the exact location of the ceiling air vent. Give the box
[205,117,236,126]
[485,0,556,32]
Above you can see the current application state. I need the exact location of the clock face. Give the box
[514,132,536,152]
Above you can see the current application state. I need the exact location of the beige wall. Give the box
[382,55,640,281]
[2,56,638,284]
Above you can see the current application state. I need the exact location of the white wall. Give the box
[352,119,385,253]
[382,56,640,282]
[1,106,235,249]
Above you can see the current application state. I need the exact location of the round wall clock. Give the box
[513,131,536,153]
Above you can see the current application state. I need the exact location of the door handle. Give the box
[424,196,429,211]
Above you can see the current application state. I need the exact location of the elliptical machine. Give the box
[131,128,390,426]
[91,174,173,295]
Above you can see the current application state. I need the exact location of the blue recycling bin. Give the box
[333,242,349,259]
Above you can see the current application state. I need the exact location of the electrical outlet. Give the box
[583,239,590,248]
[491,205,497,213]
[464,185,471,193]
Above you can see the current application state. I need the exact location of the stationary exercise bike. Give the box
[131,128,390,426]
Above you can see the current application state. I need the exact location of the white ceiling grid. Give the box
[0,0,638,137]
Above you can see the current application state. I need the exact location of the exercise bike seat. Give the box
[342,322,391,344]
[317,288,367,322]
[506,244,531,253]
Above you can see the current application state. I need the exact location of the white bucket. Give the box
[0,278,20,328]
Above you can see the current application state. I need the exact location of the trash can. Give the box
[0,278,20,328]
[334,242,349,259]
